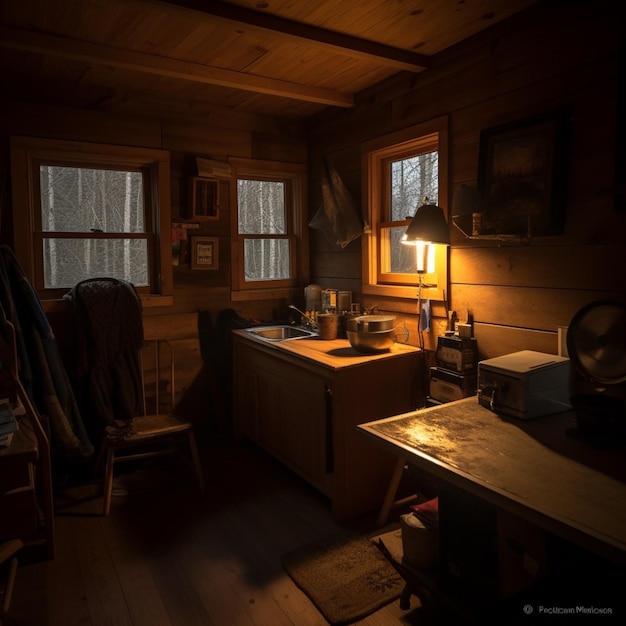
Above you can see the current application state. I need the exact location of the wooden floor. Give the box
[6,432,446,626]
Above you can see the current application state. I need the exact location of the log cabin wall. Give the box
[0,100,307,417]
[1,0,625,419]
[306,1,626,369]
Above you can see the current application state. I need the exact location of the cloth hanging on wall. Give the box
[0,245,93,463]
[309,156,363,249]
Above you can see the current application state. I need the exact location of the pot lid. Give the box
[347,314,395,332]
[567,300,626,385]
[353,315,395,322]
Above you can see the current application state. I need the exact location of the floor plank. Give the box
[7,435,428,626]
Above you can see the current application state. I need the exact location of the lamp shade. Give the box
[452,184,482,217]
[402,203,450,245]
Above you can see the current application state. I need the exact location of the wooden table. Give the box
[358,397,626,565]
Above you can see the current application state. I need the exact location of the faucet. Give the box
[288,304,317,330]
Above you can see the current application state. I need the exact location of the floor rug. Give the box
[281,529,403,625]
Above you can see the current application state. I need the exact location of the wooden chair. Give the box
[65,277,204,516]
[99,338,205,516]
[0,539,24,624]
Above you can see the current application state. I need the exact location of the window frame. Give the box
[361,116,449,302]
[229,158,308,301]
[10,136,173,308]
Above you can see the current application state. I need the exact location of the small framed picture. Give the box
[190,236,219,270]
[478,108,571,236]
[189,177,219,220]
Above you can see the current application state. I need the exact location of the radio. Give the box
[436,336,478,373]
[429,367,477,403]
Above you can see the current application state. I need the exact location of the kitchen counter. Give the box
[232,329,424,520]
[231,329,420,370]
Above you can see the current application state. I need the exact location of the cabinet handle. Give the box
[325,384,334,474]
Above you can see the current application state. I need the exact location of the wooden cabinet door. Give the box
[233,337,330,495]
[256,359,329,494]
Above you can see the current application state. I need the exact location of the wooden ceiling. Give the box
[1,0,540,121]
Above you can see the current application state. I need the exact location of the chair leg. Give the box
[0,539,23,619]
[187,431,205,494]
[102,445,115,516]
[95,437,107,476]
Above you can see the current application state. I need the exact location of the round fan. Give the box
[567,300,626,386]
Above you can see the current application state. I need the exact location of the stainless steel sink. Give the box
[246,325,317,341]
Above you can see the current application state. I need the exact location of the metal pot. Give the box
[346,314,395,333]
[347,328,395,353]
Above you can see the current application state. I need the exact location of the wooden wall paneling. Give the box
[451,284,625,332]
[310,244,361,280]
[307,100,393,152]
[304,5,626,367]
[450,245,626,292]
[171,337,203,398]
[208,109,306,136]
[449,135,480,186]
[433,3,619,116]
[165,283,232,315]
[391,87,444,133]
[142,312,199,341]
[162,117,252,156]
[0,99,162,148]
[436,29,617,142]
[250,131,307,163]
[443,71,572,140]
[473,324,558,360]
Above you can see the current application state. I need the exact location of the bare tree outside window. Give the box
[237,179,291,281]
[388,151,438,274]
[39,166,149,288]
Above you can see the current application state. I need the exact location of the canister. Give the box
[322,288,338,312]
[337,290,352,313]
[304,284,322,311]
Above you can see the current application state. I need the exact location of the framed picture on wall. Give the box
[190,236,219,270]
[189,176,219,220]
[478,108,571,236]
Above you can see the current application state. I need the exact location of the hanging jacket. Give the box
[0,245,93,463]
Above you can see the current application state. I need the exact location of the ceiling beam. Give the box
[0,26,354,108]
[151,0,430,72]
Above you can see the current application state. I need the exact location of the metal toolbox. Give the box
[477,350,572,419]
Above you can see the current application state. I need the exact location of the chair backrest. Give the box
[140,339,176,416]
[67,278,145,432]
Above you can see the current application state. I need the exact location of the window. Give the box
[10,137,172,304]
[230,158,308,298]
[362,116,449,301]
[238,179,290,281]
